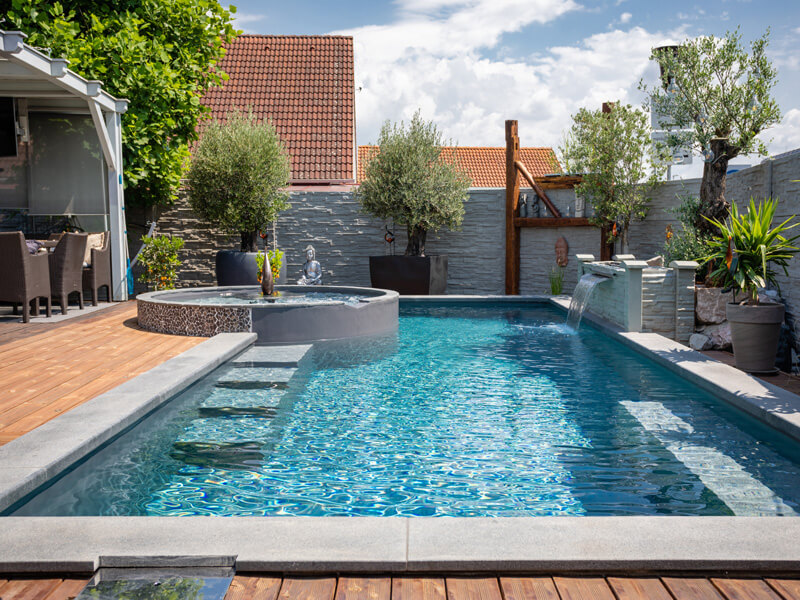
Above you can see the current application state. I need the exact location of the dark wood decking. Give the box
[2,575,800,600]
[0,301,203,446]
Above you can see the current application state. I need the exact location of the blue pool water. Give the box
[11,303,800,517]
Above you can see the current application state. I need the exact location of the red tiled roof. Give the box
[202,35,355,183]
[357,146,561,188]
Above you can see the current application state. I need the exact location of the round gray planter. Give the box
[215,250,259,286]
[726,301,784,373]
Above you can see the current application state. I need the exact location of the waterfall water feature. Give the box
[566,273,609,330]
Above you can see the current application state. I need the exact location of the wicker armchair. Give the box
[82,232,112,306]
[0,232,52,323]
[49,232,88,315]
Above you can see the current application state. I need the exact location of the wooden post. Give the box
[505,120,521,295]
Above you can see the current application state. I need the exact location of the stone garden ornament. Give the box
[297,245,322,285]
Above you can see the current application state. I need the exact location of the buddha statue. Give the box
[297,245,322,285]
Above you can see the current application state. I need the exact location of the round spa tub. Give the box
[137,285,399,344]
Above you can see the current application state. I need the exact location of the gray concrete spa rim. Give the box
[136,285,399,345]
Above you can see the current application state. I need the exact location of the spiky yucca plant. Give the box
[700,198,800,304]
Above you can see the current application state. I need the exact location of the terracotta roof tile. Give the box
[357,146,561,188]
[202,35,355,182]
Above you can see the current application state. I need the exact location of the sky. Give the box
[228,0,800,180]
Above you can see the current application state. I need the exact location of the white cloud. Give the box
[232,12,266,33]
[334,1,682,150]
[620,12,632,23]
[764,108,800,156]
[332,0,799,164]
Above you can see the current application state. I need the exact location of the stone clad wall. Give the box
[153,185,599,296]
[641,269,676,337]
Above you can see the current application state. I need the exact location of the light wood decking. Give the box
[0,301,203,446]
[1,575,800,600]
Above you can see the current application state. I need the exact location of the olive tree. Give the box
[643,29,780,235]
[560,103,668,252]
[358,112,470,256]
[187,110,290,252]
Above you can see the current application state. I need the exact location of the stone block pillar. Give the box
[576,254,595,278]
[671,260,699,344]
[622,260,647,332]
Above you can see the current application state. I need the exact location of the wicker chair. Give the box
[82,231,112,306]
[0,232,52,323]
[49,232,88,315]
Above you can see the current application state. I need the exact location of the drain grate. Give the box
[75,567,233,600]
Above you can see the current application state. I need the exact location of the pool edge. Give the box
[1,516,800,573]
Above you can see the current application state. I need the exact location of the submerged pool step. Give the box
[228,344,312,368]
[199,386,285,409]
[215,367,297,389]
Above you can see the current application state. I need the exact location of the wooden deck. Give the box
[0,301,203,446]
[1,574,800,600]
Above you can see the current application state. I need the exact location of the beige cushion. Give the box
[83,232,105,266]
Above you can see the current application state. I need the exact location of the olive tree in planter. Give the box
[358,112,470,294]
[186,110,290,286]
[560,102,669,253]
[701,198,799,373]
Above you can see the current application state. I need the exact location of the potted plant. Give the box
[701,198,799,373]
[186,109,290,285]
[358,111,470,294]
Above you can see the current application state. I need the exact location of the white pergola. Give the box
[0,30,129,300]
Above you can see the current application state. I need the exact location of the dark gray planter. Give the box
[726,301,785,373]
[369,255,448,295]
[215,250,259,286]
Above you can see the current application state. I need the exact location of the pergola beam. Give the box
[89,100,118,172]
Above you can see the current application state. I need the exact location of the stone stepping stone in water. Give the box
[177,416,276,445]
[229,344,312,368]
[214,366,297,389]
[199,386,286,409]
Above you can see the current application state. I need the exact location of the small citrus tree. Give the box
[187,110,291,252]
[358,112,470,256]
[643,28,780,235]
[560,102,668,252]
[138,235,184,291]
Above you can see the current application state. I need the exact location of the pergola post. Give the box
[106,109,128,301]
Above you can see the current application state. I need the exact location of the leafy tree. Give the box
[643,28,780,235]
[560,103,668,252]
[186,110,291,252]
[4,0,238,207]
[358,111,470,256]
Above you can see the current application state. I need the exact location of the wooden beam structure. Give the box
[514,160,561,217]
[505,120,521,295]
[514,217,592,228]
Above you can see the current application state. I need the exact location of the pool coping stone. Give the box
[2,516,800,573]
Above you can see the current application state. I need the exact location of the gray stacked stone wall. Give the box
[674,264,696,344]
[641,269,676,337]
[520,226,599,295]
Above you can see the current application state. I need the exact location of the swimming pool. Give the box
[11,302,800,517]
